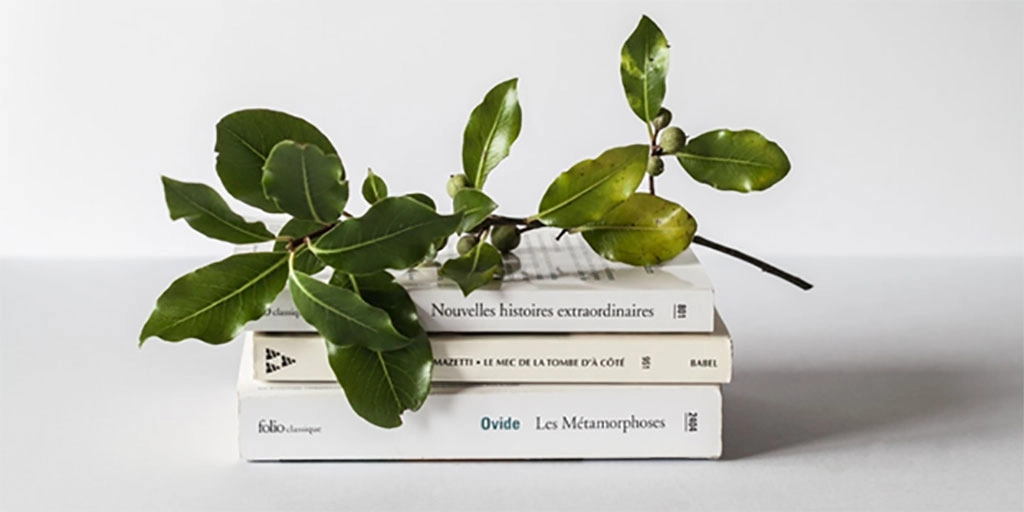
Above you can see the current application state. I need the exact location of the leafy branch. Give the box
[141,14,811,429]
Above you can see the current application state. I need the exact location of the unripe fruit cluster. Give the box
[647,108,687,177]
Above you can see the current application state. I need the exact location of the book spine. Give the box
[255,334,732,384]
[238,383,722,460]
[251,286,715,333]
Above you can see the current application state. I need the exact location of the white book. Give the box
[237,339,723,460]
[244,232,715,333]
[252,312,732,383]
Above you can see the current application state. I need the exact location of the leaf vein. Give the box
[155,254,287,335]
[290,274,385,334]
[177,192,269,242]
[535,170,621,220]
[678,153,772,169]
[377,352,404,411]
[473,103,505,188]
[299,149,325,223]
[224,128,268,162]
[312,218,446,256]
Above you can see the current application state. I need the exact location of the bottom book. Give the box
[238,338,723,460]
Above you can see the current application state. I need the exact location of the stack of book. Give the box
[237,233,732,460]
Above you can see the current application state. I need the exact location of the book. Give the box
[252,312,732,383]
[244,232,715,333]
[237,338,723,460]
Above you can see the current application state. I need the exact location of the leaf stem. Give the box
[647,122,662,196]
[287,249,297,270]
[286,222,338,252]
[518,223,545,235]
[473,214,545,232]
[347,273,360,295]
[473,225,491,242]
[691,235,813,290]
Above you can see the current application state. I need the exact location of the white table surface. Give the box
[1,254,1021,511]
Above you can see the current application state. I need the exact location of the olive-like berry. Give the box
[658,127,687,154]
[490,225,521,253]
[647,156,665,177]
[652,108,673,132]
[456,235,478,255]
[447,174,470,198]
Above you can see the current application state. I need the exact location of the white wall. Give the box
[3,0,1021,258]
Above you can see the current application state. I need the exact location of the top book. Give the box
[245,232,715,333]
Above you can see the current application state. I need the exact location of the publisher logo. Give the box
[257,419,323,435]
[258,419,286,433]
[264,347,298,374]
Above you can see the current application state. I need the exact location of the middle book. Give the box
[253,311,732,384]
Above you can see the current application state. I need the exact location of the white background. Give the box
[2,0,1021,259]
[2,3,1022,510]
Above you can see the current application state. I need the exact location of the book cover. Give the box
[253,312,732,383]
[244,232,715,333]
[238,339,723,460]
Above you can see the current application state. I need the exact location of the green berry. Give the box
[646,156,664,177]
[447,174,470,198]
[652,108,672,131]
[456,235,478,256]
[490,225,521,253]
[659,127,687,154]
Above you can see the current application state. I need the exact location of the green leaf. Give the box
[215,109,337,213]
[327,334,432,428]
[311,196,461,274]
[323,265,435,430]
[361,169,388,204]
[438,242,502,296]
[261,141,348,222]
[531,145,649,228]
[462,78,522,189]
[161,176,274,244]
[288,265,411,352]
[139,252,288,345]
[273,219,327,275]
[330,270,424,339]
[405,193,436,211]
[453,188,497,233]
[579,193,697,266]
[677,129,791,192]
[620,15,670,125]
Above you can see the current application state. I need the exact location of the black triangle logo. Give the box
[267,363,281,373]
[281,355,296,367]
[267,348,280,359]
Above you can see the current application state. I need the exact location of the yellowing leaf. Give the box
[579,193,697,266]
[532,145,648,228]
[620,16,670,124]
[677,129,791,192]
